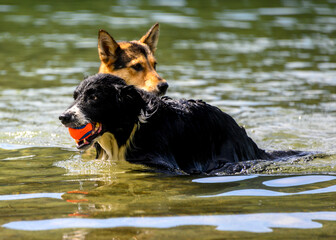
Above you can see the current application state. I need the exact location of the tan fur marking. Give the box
[139,22,160,53]
[97,124,137,161]
[98,30,119,64]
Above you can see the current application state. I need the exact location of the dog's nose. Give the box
[157,82,169,95]
[59,112,72,125]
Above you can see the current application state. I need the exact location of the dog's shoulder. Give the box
[160,96,221,116]
[76,73,126,93]
[88,73,127,87]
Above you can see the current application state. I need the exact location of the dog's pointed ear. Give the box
[98,30,120,63]
[139,23,160,54]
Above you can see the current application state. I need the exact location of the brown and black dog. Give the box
[97,23,168,95]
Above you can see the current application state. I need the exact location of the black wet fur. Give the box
[61,73,312,175]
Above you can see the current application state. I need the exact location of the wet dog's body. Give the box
[97,23,168,95]
[59,74,307,174]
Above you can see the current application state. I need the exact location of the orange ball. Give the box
[68,123,93,140]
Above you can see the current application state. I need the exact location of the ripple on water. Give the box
[3,212,336,233]
[192,175,258,183]
[0,193,63,201]
[198,175,336,198]
[263,175,336,187]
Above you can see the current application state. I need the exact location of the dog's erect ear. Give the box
[98,30,120,63]
[139,23,160,54]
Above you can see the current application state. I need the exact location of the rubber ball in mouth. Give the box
[68,123,93,141]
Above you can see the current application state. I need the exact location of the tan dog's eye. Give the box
[131,63,144,72]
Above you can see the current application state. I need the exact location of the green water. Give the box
[1,0,336,239]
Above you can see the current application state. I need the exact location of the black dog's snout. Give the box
[59,112,72,125]
[158,82,169,95]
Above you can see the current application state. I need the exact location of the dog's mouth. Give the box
[74,122,103,150]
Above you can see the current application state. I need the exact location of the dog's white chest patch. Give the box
[97,124,137,161]
[97,132,125,161]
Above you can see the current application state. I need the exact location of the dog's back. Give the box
[126,95,269,174]
[61,73,311,175]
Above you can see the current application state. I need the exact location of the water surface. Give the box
[1,0,336,239]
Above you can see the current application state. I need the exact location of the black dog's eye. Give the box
[85,89,98,102]
[88,95,98,101]
[131,63,143,72]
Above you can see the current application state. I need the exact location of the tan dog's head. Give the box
[98,23,168,95]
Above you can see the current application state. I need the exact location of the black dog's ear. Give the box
[119,85,145,112]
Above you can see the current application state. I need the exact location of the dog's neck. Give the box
[137,90,161,122]
[97,124,138,161]
[95,90,160,161]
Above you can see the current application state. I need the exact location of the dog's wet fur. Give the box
[59,74,310,175]
[97,23,168,96]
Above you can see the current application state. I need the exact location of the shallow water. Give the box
[1,0,336,239]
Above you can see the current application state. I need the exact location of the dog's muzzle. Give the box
[157,82,169,95]
[59,112,73,126]
[59,104,88,128]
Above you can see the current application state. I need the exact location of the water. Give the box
[1,0,336,238]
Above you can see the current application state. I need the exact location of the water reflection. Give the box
[197,175,336,198]
[0,143,32,150]
[194,175,336,186]
[192,175,258,183]
[0,192,63,201]
[263,175,336,187]
[3,211,336,233]
[1,0,336,238]
[201,185,336,198]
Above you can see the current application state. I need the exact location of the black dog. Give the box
[59,74,305,174]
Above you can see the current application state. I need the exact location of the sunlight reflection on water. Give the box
[0,193,63,201]
[1,0,336,238]
[196,175,336,198]
[3,211,336,233]
[263,175,336,187]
